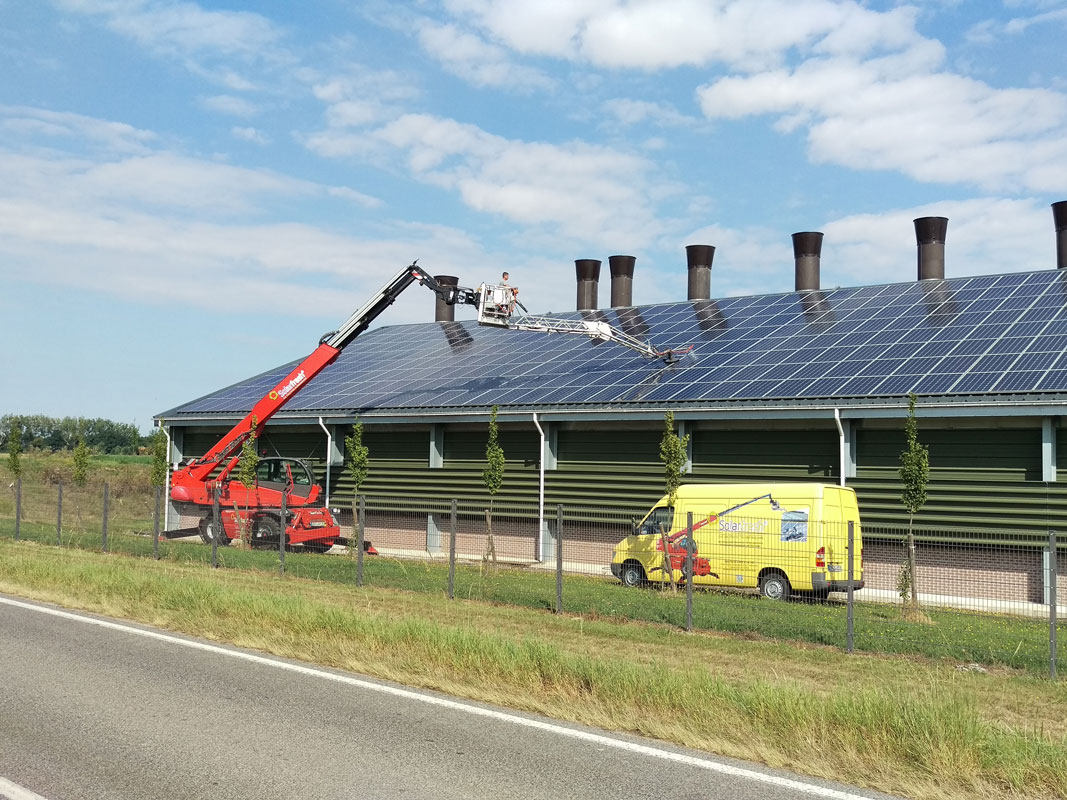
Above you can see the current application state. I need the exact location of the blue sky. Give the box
[2,0,1066,432]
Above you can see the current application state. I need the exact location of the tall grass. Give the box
[0,539,1064,800]
[1,452,1063,677]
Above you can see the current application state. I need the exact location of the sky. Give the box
[2,0,1067,433]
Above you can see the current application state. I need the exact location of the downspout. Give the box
[834,408,845,487]
[317,416,332,508]
[162,420,172,530]
[532,412,545,562]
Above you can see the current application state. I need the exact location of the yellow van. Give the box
[610,483,864,599]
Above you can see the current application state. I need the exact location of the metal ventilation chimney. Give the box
[575,259,601,311]
[433,275,459,321]
[915,217,948,280]
[609,255,635,308]
[792,232,823,291]
[685,244,714,300]
[1054,201,1067,269]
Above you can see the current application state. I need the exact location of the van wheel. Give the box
[760,572,791,600]
[620,562,647,588]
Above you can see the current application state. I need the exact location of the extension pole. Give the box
[357,495,365,587]
[847,521,855,654]
[1051,529,1058,681]
[101,482,109,553]
[448,500,457,600]
[56,481,62,546]
[153,486,161,560]
[685,512,694,632]
[555,505,563,614]
[211,485,220,568]
[278,492,286,576]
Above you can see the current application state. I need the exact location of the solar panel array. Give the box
[164,269,1067,417]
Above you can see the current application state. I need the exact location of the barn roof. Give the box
[159,268,1067,422]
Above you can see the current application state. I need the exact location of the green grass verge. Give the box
[0,538,1065,800]
[1,516,1062,677]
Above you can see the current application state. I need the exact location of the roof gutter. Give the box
[317,416,332,508]
[157,395,1067,428]
[532,412,545,562]
[834,408,845,488]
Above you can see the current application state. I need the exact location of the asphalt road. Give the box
[0,594,900,800]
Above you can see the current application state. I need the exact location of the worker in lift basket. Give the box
[500,271,518,313]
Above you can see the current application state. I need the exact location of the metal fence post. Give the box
[101,482,109,553]
[14,478,20,541]
[448,499,457,600]
[211,485,220,568]
[278,492,286,576]
[555,504,563,614]
[685,511,694,632]
[356,495,365,587]
[153,486,161,559]
[56,481,63,546]
[847,520,855,654]
[1051,529,1058,681]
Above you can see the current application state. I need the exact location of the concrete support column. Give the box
[326,425,343,465]
[429,424,444,469]
[841,419,857,481]
[543,422,558,470]
[1043,418,1057,483]
[165,426,185,530]
[678,421,693,474]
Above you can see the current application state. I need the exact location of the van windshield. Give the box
[638,506,674,536]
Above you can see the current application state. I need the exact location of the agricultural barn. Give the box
[158,203,1067,604]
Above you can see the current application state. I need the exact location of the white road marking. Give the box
[0,776,50,800]
[0,595,881,800]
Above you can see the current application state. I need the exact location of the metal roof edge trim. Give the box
[157,394,1067,428]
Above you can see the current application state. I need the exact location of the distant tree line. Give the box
[0,414,151,455]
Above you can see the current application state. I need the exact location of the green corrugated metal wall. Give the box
[331,427,542,509]
[176,421,1065,536]
[551,429,663,515]
[851,427,1059,533]
[692,430,837,480]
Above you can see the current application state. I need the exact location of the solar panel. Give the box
[159,269,1067,418]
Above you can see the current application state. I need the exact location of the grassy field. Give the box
[2,507,1062,677]
[0,537,1065,800]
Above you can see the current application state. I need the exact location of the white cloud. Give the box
[51,0,293,92]
[444,0,922,71]
[1005,6,1067,34]
[308,69,422,136]
[53,0,282,58]
[600,98,699,128]
[0,105,155,153]
[0,123,495,322]
[415,19,553,90]
[327,186,383,209]
[202,94,260,117]
[697,53,1067,193]
[231,126,269,145]
[372,113,671,250]
[821,198,1061,286]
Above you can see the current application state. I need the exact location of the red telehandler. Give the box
[167,263,481,552]
[167,262,684,552]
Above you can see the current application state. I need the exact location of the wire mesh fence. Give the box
[1,478,1063,679]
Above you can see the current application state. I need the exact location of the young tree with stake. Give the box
[659,411,690,592]
[898,392,929,619]
[482,405,505,571]
[345,418,370,556]
[232,419,260,548]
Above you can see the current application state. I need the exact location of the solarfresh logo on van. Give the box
[719,519,768,533]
